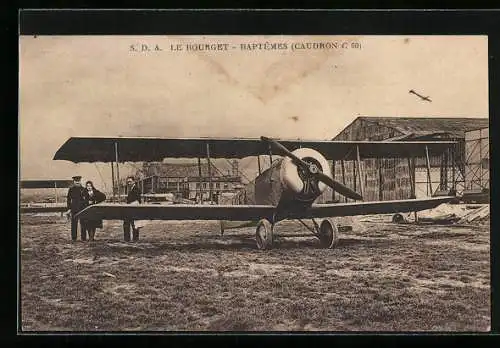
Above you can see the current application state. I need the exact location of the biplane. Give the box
[409,89,432,102]
[46,135,457,250]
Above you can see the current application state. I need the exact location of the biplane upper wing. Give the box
[53,137,456,163]
[75,196,454,221]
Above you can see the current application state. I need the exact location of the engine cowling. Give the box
[279,147,332,202]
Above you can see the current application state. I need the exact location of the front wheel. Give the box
[256,219,274,250]
[318,218,339,249]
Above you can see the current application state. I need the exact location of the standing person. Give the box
[66,175,86,242]
[82,181,107,241]
[123,176,142,242]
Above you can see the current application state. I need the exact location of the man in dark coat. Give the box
[66,176,86,241]
[123,176,142,242]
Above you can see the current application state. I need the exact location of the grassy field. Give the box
[20,214,490,332]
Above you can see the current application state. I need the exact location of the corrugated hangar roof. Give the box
[337,116,489,139]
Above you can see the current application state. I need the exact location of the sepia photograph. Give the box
[19,34,490,332]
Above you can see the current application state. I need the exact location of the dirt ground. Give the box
[20,214,490,332]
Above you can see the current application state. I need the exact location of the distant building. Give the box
[137,160,242,201]
[323,116,489,202]
[20,179,73,204]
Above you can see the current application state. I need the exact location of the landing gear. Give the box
[317,218,339,249]
[254,217,339,250]
[255,218,274,250]
[296,218,340,249]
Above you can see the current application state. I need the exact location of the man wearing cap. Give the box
[66,175,87,241]
[123,176,142,242]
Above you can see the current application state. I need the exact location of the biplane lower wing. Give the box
[298,196,454,219]
[75,196,454,221]
[75,203,277,221]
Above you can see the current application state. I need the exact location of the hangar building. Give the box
[324,116,489,202]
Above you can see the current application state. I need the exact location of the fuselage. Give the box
[228,147,332,223]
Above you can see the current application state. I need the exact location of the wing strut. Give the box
[340,160,346,203]
[110,162,115,199]
[451,145,456,191]
[114,141,120,198]
[54,181,58,204]
[407,157,415,198]
[407,156,418,222]
[356,145,365,199]
[197,157,202,204]
[331,160,336,202]
[268,145,273,185]
[425,145,433,195]
[206,143,213,204]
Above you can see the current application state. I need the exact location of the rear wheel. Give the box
[256,219,273,250]
[318,218,339,249]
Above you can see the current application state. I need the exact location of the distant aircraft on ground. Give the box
[27,136,456,250]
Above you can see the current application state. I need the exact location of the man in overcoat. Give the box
[66,175,86,241]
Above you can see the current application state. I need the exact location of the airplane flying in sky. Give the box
[31,135,456,250]
[409,89,432,102]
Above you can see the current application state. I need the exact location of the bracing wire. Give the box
[125,161,144,175]
[93,163,108,192]
[224,158,252,183]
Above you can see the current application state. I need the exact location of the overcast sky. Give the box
[19,35,488,191]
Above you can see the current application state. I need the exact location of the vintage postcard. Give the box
[19,34,489,332]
